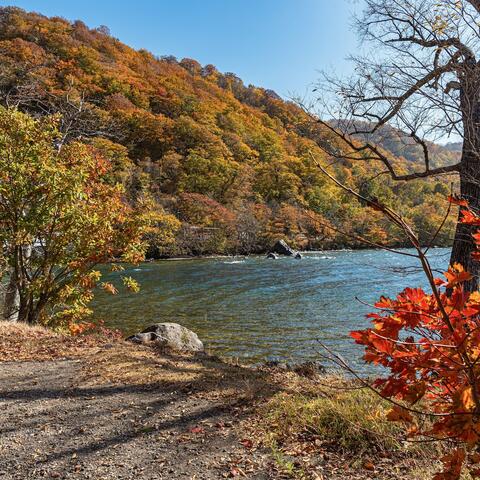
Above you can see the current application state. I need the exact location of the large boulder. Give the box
[127,323,204,352]
[271,239,295,256]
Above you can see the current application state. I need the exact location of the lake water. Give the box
[92,248,451,372]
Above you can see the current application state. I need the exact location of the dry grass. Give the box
[0,319,51,335]
[0,320,117,361]
[0,321,277,404]
[80,342,279,402]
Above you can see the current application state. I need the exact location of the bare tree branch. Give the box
[308,0,480,288]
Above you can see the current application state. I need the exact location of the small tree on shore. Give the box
[0,107,156,328]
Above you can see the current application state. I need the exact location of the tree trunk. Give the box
[2,269,19,322]
[3,244,34,322]
[450,146,480,292]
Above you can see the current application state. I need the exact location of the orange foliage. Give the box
[0,7,457,255]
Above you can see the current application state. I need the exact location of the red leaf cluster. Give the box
[351,206,480,479]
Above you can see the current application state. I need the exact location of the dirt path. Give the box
[0,323,439,480]
[0,357,273,480]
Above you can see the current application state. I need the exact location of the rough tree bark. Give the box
[451,145,480,290]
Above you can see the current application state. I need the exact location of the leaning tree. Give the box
[313,0,480,290]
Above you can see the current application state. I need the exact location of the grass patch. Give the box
[0,319,50,336]
[263,387,404,453]
[252,376,447,479]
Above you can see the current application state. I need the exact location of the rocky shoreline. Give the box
[147,243,450,262]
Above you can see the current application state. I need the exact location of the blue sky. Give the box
[0,0,364,98]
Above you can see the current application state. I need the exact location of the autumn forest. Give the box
[0,7,461,257]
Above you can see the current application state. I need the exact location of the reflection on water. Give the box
[92,248,450,372]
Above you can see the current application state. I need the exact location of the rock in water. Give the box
[266,252,278,259]
[294,252,302,259]
[271,239,295,256]
[127,323,204,352]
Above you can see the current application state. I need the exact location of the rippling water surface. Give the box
[92,248,450,371]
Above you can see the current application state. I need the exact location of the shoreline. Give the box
[146,245,452,262]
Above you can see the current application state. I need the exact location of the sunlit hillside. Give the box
[0,7,458,254]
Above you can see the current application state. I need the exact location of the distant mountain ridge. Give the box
[443,142,463,152]
[330,120,461,168]
[0,7,458,253]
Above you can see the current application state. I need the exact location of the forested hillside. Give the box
[0,7,458,255]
